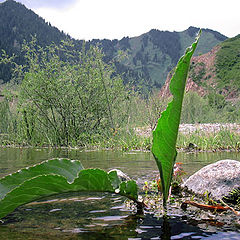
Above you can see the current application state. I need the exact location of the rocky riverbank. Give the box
[135,123,240,138]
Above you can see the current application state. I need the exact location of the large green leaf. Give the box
[152,32,201,207]
[0,159,139,219]
[0,158,83,200]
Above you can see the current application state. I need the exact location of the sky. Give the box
[1,0,240,40]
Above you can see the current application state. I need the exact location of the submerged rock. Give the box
[182,159,240,200]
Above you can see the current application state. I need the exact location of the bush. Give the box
[5,38,131,146]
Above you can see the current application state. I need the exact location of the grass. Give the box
[85,128,152,151]
[177,129,240,151]
[1,127,239,152]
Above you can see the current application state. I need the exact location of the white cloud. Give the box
[15,0,77,9]
[7,0,240,40]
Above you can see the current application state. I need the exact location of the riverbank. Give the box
[135,123,240,137]
[0,123,239,152]
[135,123,240,152]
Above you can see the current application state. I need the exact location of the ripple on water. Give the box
[88,210,106,213]
[92,215,128,221]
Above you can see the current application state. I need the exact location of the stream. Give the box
[0,148,239,239]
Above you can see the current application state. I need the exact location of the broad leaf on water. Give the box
[0,158,83,200]
[0,159,139,219]
[152,31,201,208]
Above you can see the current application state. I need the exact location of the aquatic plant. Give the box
[223,187,240,206]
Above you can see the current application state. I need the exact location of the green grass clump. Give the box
[223,187,240,207]
[177,129,240,151]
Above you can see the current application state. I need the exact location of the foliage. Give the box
[208,92,226,109]
[0,90,239,149]
[215,34,240,92]
[177,129,240,151]
[189,62,206,85]
[223,187,240,206]
[152,32,200,210]
[143,162,186,195]
[180,91,240,124]
[0,99,11,133]
[181,91,209,123]
[0,158,140,219]
[0,0,70,83]
[145,91,169,130]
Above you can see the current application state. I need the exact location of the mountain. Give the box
[159,34,240,99]
[0,0,228,93]
[0,0,69,49]
[0,0,71,83]
[88,27,227,92]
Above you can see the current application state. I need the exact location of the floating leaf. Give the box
[152,31,201,208]
[0,159,140,219]
[0,158,83,200]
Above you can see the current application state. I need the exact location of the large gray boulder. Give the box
[182,159,240,200]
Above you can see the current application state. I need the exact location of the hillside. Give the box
[159,35,240,99]
[0,0,228,93]
[215,34,240,95]
[0,0,70,83]
[89,27,227,92]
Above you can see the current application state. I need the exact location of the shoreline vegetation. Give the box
[0,123,239,152]
[136,123,240,152]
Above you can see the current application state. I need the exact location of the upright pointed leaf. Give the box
[152,32,201,207]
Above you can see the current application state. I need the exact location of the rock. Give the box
[187,142,198,151]
[108,169,130,182]
[182,159,240,200]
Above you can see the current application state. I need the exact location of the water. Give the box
[0,148,239,239]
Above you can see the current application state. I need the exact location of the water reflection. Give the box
[0,199,226,240]
[0,148,239,179]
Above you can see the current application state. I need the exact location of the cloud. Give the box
[1,0,239,40]
[13,0,77,9]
